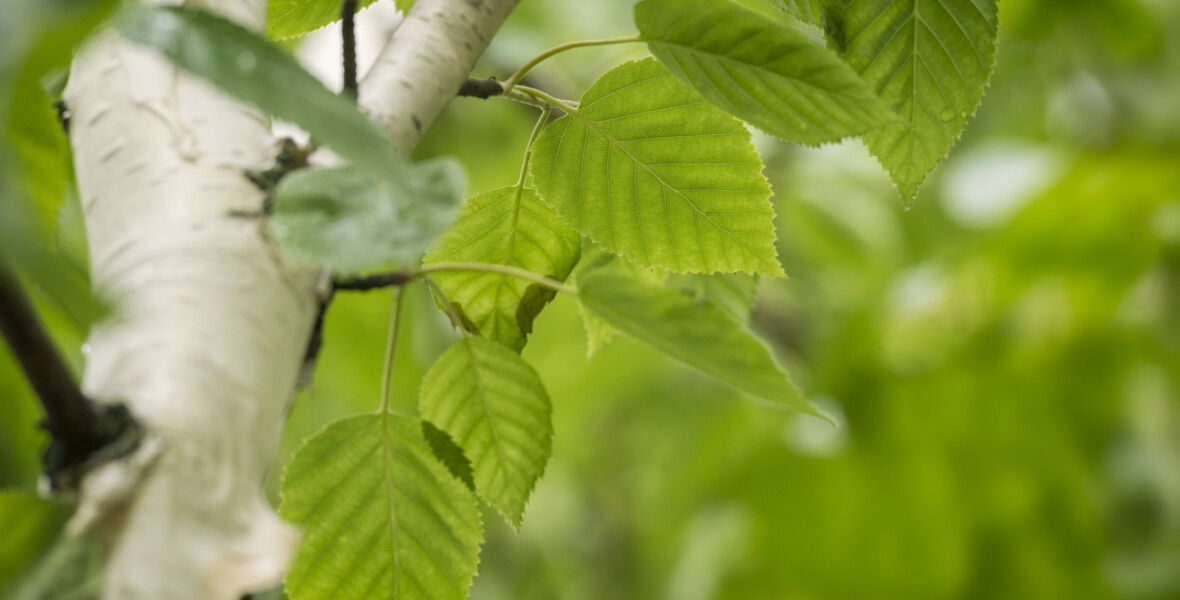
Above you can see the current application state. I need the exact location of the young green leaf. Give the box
[118,5,400,180]
[280,413,482,600]
[267,0,380,39]
[838,0,999,199]
[424,187,580,352]
[577,271,817,415]
[530,58,784,277]
[269,160,464,272]
[635,0,891,145]
[420,336,552,529]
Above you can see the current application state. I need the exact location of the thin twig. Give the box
[333,270,415,291]
[0,261,139,488]
[342,0,359,99]
[503,35,643,92]
[458,77,505,99]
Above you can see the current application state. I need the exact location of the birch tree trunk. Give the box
[62,0,521,597]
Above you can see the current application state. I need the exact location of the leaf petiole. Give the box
[510,85,580,112]
[377,286,408,414]
[516,105,552,188]
[504,35,644,92]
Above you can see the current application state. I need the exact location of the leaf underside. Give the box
[636,0,891,145]
[838,0,999,198]
[425,186,580,352]
[530,58,784,277]
[270,160,464,272]
[577,271,816,415]
[420,336,552,528]
[280,413,482,600]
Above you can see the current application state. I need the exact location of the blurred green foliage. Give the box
[3,0,1180,598]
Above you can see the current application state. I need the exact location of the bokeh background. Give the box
[3,0,1180,598]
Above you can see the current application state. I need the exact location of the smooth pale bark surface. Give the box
[360,0,522,153]
[64,0,319,596]
[62,0,522,598]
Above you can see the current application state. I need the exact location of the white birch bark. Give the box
[63,0,521,598]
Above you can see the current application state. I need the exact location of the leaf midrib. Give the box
[462,339,514,493]
[562,106,776,272]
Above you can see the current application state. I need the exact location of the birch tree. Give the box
[0,0,1000,597]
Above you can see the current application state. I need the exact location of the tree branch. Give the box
[358,0,523,153]
[0,261,139,489]
[341,0,359,99]
[458,76,504,99]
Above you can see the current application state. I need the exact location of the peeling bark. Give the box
[63,0,522,598]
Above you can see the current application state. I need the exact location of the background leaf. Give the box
[836,0,1000,199]
[280,413,482,600]
[636,0,891,145]
[0,491,68,592]
[267,0,381,39]
[118,5,400,180]
[577,271,817,415]
[420,336,552,528]
[269,160,464,272]
[530,58,783,277]
[425,186,581,352]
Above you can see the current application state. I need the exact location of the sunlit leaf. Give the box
[577,271,817,414]
[267,0,380,39]
[118,5,400,180]
[636,0,890,145]
[420,336,552,528]
[425,186,580,352]
[837,0,1000,199]
[280,413,482,600]
[530,58,783,277]
[269,160,464,272]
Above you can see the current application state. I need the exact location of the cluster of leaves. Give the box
[110,0,1000,597]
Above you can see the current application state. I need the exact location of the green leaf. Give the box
[421,421,475,493]
[7,73,68,234]
[571,247,666,357]
[280,413,482,600]
[118,5,400,180]
[635,0,891,145]
[766,0,850,50]
[269,160,464,272]
[420,336,552,529]
[837,0,999,199]
[530,58,783,277]
[424,186,581,352]
[668,272,760,323]
[0,491,68,591]
[767,0,828,25]
[267,0,380,39]
[6,530,104,600]
[577,271,817,415]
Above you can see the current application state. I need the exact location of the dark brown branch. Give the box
[0,261,138,489]
[458,77,505,99]
[341,0,359,99]
[333,270,414,292]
